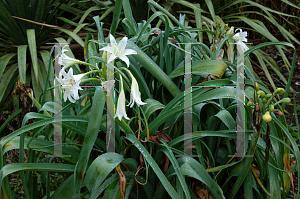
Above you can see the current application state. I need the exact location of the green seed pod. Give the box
[262,98,267,103]
[269,105,274,112]
[257,90,265,98]
[282,97,291,104]
[263,111,272,123]
[254,82,259,91]
[274,88,285,95]
[247,101,253,106]
[265,94,272,100]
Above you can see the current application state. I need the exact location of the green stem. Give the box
[80,78,103,84]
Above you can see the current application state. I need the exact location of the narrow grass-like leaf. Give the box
[3,136,80,164]
[0,163,75,186]
[17,45,27,83]
[143,98,165,119]
[50,174,76,199]
[160,140,191,199]
[27,29,39,83]
[178,156,225,199]
[75,87,106,191]
[126,41,181,97]
[0,109,21,134]
[110,0,122,35]
[126,134,181,199]
[272,113,300,196]
[57,28,85,47]
[204,0,216,23]
[148,0,186,30]
[136,11,165,42]
[123,0,137,34]
[0,64,18,103]
[0,53,16,81]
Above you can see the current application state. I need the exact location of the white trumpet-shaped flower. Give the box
[57,68,84,103]
[114,75,130,121]
[233,28,249,52]
[100,34,137,67]
[58,45,83,68]
[126,71,146,108]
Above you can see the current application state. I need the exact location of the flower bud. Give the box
[263,111,272,123]
[262,98,267,103]
[254,82,259,91]
[282,97,291,104]
[269,105,274,112]
[278,110,283,117]
[257,90,265,98]
[226,26,234,36]
[265,94,272,100]
[274,88,285,95]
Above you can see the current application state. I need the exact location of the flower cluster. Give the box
[57,45,85,103]
[57,34,146,121]
[100,34,146,121]
[57,68,84,103]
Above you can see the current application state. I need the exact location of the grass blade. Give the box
[74,87,106,192]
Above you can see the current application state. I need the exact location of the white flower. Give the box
[233,28,249,52]
[114,75,129,121]
[101,80,115,96]
[99,34,137,67]
[58,45,83,68]
[127,72,146,108]
[57,68,84,103]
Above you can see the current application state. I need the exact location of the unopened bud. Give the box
[262,98,267,103]
[255,103,260,112]
[263,111,272,123]
[282,97,291,104]
[254,82,259,91]
[274,88,285,95]
[265,94,272,100]
[269,105,274,112]
[278,110,283,117]
[257,90,265,98]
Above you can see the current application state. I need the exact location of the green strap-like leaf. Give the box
[27,29,39,83]
[17,45,27,83]
[0,163,75,187]
[169,60,227,79]
[143,98,165,119]
[126,41,181,97]
[0,53,16,81]
[84,153,124,193]
[75,87,106,191]
[178,156,225,199]
[126,134,181,199]
[0,64,18,103]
